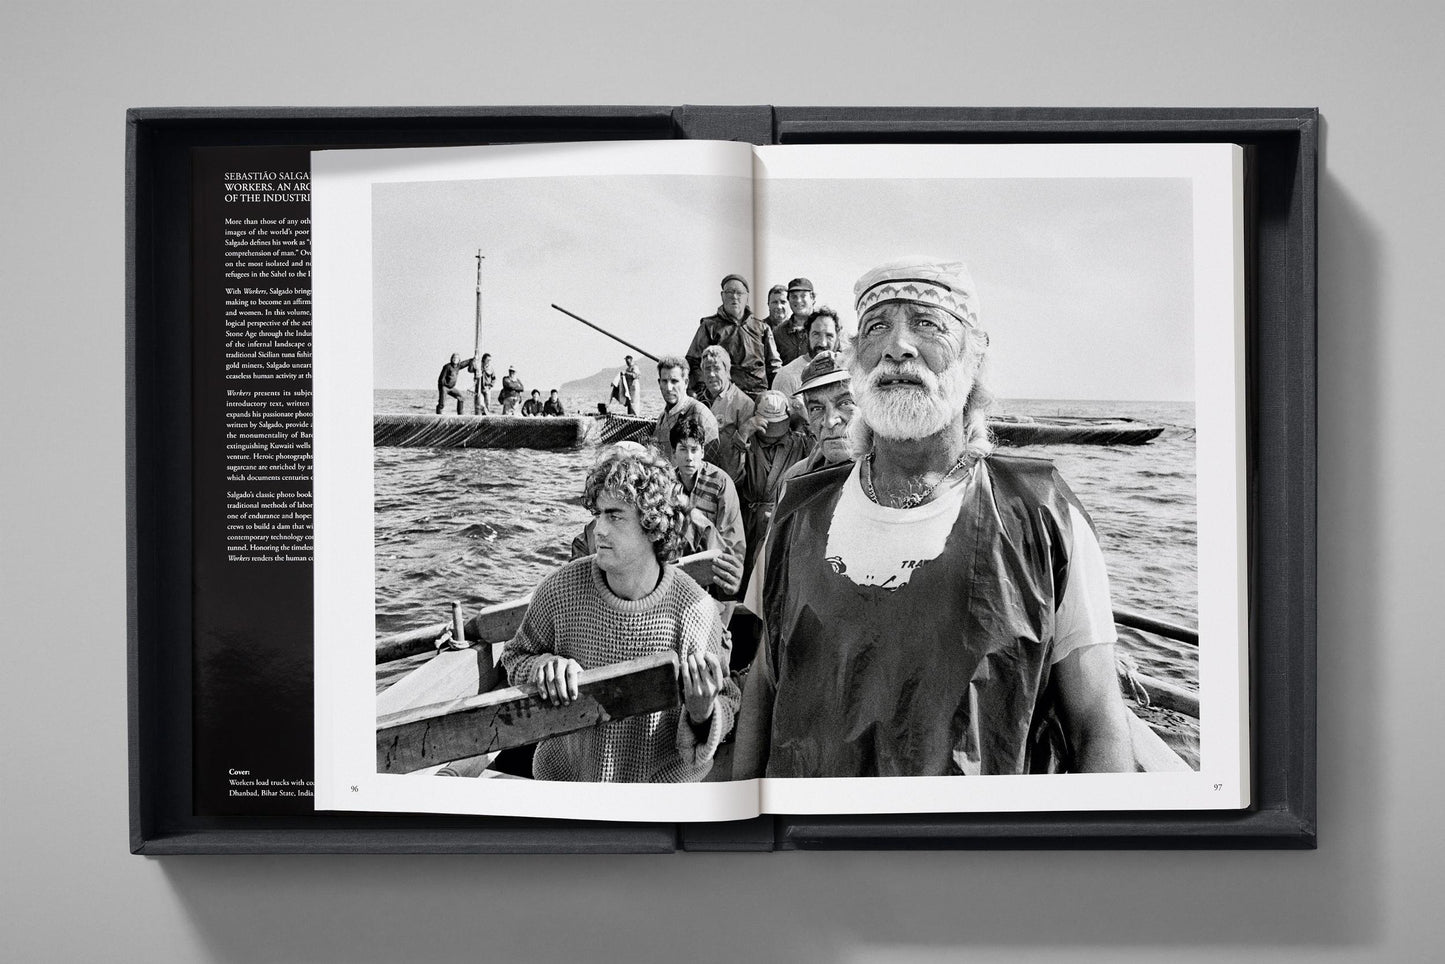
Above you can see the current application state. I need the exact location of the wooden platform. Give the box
[373,413,596,450]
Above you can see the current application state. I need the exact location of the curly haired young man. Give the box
[502,448,739,782]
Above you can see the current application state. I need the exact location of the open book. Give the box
[312,141,1247,822]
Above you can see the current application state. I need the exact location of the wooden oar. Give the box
[377,651,681,774]
[1113,607,1198,645]
[551,304,660,363]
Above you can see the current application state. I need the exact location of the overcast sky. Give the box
[372,171,1194,401]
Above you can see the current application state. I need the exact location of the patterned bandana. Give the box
[852,257,979,329]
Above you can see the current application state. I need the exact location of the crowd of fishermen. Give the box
[436,352,564,416]
[492,259,1138,783]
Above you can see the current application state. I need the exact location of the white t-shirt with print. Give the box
[823,460,1117,665]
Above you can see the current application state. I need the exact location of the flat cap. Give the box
[794,350,850,396]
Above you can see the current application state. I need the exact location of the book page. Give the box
[312,141,762,821]
[313,140,1247,823]
[749,142,1246,814]
[190,146,317,815]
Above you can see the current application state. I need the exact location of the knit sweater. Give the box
[500,558,737,782]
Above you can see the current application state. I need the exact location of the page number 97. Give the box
[1213,783,1222,791]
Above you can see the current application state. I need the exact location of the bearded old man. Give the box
[734,257,1133,778]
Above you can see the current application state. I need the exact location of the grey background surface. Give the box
[3,1,1440,961]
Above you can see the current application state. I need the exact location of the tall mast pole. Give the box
[473,251,484,413]
[474,250,484,361]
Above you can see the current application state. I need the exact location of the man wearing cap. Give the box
[685,274,780,401]
[652,355,720,463]
[784,349,856,481]
[771,306,845,422]
[771,278,816,368]
[699,345,756,478]
[499,366,525,414]
[735,256,1134,778]
[733,389,811,585]
[739,352,858,623]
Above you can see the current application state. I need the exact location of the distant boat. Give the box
[986,414,1165,446]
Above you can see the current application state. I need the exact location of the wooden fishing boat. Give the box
[592,412,1164,448]
[988,415,1165,447]
[374,412,597,450]
[375,552,1197,779]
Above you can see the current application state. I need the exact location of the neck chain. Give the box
[863,448,977,510]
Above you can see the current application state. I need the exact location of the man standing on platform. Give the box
[435,352,475,415]
[474,352,497,414]
[771,277,816,368]
[735,256,1133,779]
[499,366,525,414]
[684,274,779,401]
[621,355,639,416]
[610,354,639,415]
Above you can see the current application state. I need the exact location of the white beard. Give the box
[851,354,975,441]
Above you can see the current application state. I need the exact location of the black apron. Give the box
[762,455,1085,777]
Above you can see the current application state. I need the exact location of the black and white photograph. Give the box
[312,140,1247,820]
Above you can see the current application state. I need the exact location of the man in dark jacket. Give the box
[771,277,816,368]
[684,274,780,401]
[435,352,475,415]
[499,366,525,414]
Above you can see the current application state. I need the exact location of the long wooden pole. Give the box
[551,303,660,363]
[473,252,484,412]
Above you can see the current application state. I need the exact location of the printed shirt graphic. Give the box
[825,461,1115,663]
